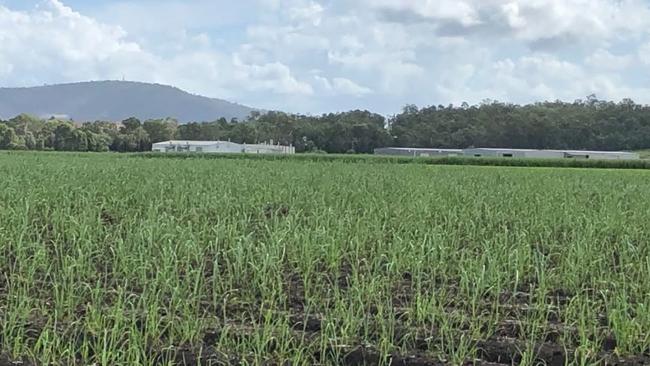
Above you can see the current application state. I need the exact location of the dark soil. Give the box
[100,209,119,226]
[263,203,290,219]
[0,355,34,366]
[3,272,649,366]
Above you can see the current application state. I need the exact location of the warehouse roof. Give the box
[377,147,463,152]
[152,140,238,146]
[468,148,635,154]
[466,148,537,152]
[556,150,636,155]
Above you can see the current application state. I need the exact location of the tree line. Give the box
[2,97,650,153]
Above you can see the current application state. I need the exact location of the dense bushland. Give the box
[2,97,650,153]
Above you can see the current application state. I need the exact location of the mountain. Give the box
[0,81,255,123]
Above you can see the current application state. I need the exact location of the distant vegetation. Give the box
[2,96,650,153]
[0,111,389,153]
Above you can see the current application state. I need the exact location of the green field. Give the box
[1,152,650,365]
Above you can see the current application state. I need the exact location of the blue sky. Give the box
[1,0,650,114]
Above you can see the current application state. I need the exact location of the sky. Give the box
[1,0,650,115]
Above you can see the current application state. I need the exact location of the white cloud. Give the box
[232,55,314,95]
[0,0,149,84]
[331,77,372,96]
[585,49,635,71]
[0,0,315,109]
[370,0,481,27]
[315,76,372,96]
[368,0,650,48]
[287,0,324,26]
[455,52,650,105]
[638,43,650,65]
[2,0,650,114]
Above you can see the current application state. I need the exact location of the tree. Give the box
[118,117,150,151]
[177,122,204,141]
[0,124,18,149]
[53,123,78,151]
[4,96,650,154]
[143,118,178,143]
[121,117,142,132]
[254,111,296,145]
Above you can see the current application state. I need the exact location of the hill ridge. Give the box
[0,80,255,123]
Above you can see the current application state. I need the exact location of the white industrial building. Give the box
[152,140,295,154]
[463,148,639,160]
[374,147,463,157]
[374,146,639,160]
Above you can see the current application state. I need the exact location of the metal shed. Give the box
[244,143,296,154]
[374,147,463,157]
[152,140,244,153]
[463,148,563,159]
[559,150,639,160]
[463,148,639,160]
[152,140,295,154]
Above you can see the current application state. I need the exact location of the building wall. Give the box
[523,151,565,159]
[374,148,462,157]
[154,143,638,160]
[463,149,529,158]
[567,152,639,160]
[245,144,296,154]
[211,142,245,153]
[374,148,415,156]
[462,148,640,160]
[152,141,295,154]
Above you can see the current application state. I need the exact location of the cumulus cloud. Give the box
[331,78,372,96]
[287,0,324,26]
[638,43,650,65]
[2,0,650,113]
[449,52,650,105]
[0,0,316,109]
[314,75,372,96]
[233,56,314,95]
[0,0,148,84]
[371,0,481,27]
[585,49,635,71]
[368,0,650,48]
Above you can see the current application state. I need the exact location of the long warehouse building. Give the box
[152,140,296,154]
[375,147,640,160]
[463,148,639,160]
[373,147,463,157]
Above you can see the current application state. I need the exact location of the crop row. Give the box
[1,152,649,365]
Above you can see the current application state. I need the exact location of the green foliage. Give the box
[0,116,157,152]
[175,110,391,153]
[2,97,650,154]
[1,152,650,364]
[143,118,179,144]
[0,124,19,149]
[390,98,650,150]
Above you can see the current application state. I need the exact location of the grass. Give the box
[1,151,650,365]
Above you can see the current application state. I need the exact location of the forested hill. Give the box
[1,98,649,153]
[0,81,254,123]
